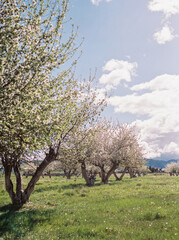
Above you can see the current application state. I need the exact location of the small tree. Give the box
[119,143,145,179]
[57,127,100,186]
[89,122,144,184]
[165,162,179,176]
[59,122,144,185]
[57,149,81,179]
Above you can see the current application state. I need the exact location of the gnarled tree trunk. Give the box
[100,167,106,183]
[113,171,120,181]
[129,169,136,178]
[3,147,57,205]
[81,162,95,186]
[119,167,128,180]
[23,148,57,203]
[100,164,118,184]
[4,163,16,203]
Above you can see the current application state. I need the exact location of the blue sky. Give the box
[67,0,179,160]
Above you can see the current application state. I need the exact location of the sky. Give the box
[67,0,179,160]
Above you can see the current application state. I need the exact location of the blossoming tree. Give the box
[0,0,105,205]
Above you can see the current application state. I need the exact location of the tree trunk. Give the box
[13,163,25,205]
[81,162,94,186]
[100,167,106,183]
[4,164,16,203]
[113,172,120,181]
[102,164,117,184]
[2,147,57,205]
[64,170,71,179]
[118,167,128,181]
[129,169,136,178]
[24,148,57,202]
[66,172,71,179]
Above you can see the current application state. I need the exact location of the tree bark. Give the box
[129,169,136,178]
[81,162,89,184]
[24,147,57,202]
[102,164,117,184]
[113,172,120,181]
[2,145,59,205]
[4,163,16,203]
[118,167,128,181]
[81,162,94,186]
[66,172,71,179]
[13,163,24,204]
[100,167,106,183]
[64,170,71,179]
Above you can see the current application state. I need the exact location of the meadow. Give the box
[0,174,179,240]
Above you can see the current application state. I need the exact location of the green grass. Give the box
[0,174,179,240]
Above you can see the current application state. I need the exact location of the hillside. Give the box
[146,159,178,168]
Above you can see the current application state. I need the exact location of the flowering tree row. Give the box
[24,121,144,186]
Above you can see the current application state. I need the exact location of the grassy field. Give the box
[0,174,179,240]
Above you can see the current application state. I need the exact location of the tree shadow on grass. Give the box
[34,182,86,193]
[34,179,124,194]
[0,204,53,239]
[0,204,21,212]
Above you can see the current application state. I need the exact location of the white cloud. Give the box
[148,0,179,44]
[91,0,112,6]
[109,74,179,158]
[163,142,179,155]
[153,25,176,44]
[99,59,138,86]
[131,74,179,91]
[148,0,179,18]
[139,140,162,159]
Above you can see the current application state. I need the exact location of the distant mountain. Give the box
[146,159,178,169]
